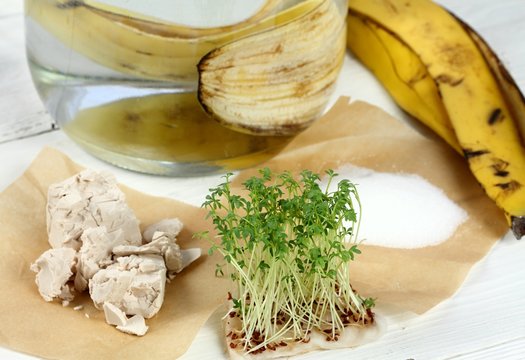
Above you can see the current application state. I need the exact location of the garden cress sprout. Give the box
[199,168,375,354]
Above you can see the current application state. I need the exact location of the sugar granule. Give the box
[320,165,468,249]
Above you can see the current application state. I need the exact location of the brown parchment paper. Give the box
[233,97,508,314]
[0,97,507,359]
[0,148,229,360]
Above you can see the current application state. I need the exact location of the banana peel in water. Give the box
[197,0,346,135]
[80,0,283,31]
[26,0,315,82]
[347,0,525,239]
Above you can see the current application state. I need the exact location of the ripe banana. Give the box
[197,0,346,135]
[347,0,525,238]
[26,0,318,83]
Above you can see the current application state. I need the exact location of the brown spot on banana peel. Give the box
[435,74,464,87]
[437,43,474,69]
[382,0,399,14]
[491,159,510,177]
[488,108,504,125]
[125,113,141,123]
[407,71,428,86]
[120,63,137,71]
[465,151,511,177]
[493,170,510,177]
[136,50,153,56]
[309,8,326,22]
[295,81,311,97]
[294,79,333,98]
[463,148,489,160]
[276,62,309,74]
[57,0,82,9]
[494,180,521,194]
[511,216,525,239]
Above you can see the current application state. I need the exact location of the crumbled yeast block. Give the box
[75,226,130,292]
[46,169,141,250]
[179,248,202,274]
[30,248,76,302]
[116,315,149,337]
[32,170,200,337]
[142,218,183,243]
[103,302,127,327]
[103,301,149,336]
[89,254,167,319]
[113,230,183,274]
[114,218,200,278]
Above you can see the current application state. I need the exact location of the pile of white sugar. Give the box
[320,165,468,249]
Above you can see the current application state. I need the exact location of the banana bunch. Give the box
[347,0,525,239]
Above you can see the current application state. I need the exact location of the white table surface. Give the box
[2,0,525,359]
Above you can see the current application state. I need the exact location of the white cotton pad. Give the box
[320,165,468,249]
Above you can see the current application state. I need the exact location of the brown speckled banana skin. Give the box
[347,0,525,238]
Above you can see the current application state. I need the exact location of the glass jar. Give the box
[25,0,347,176]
